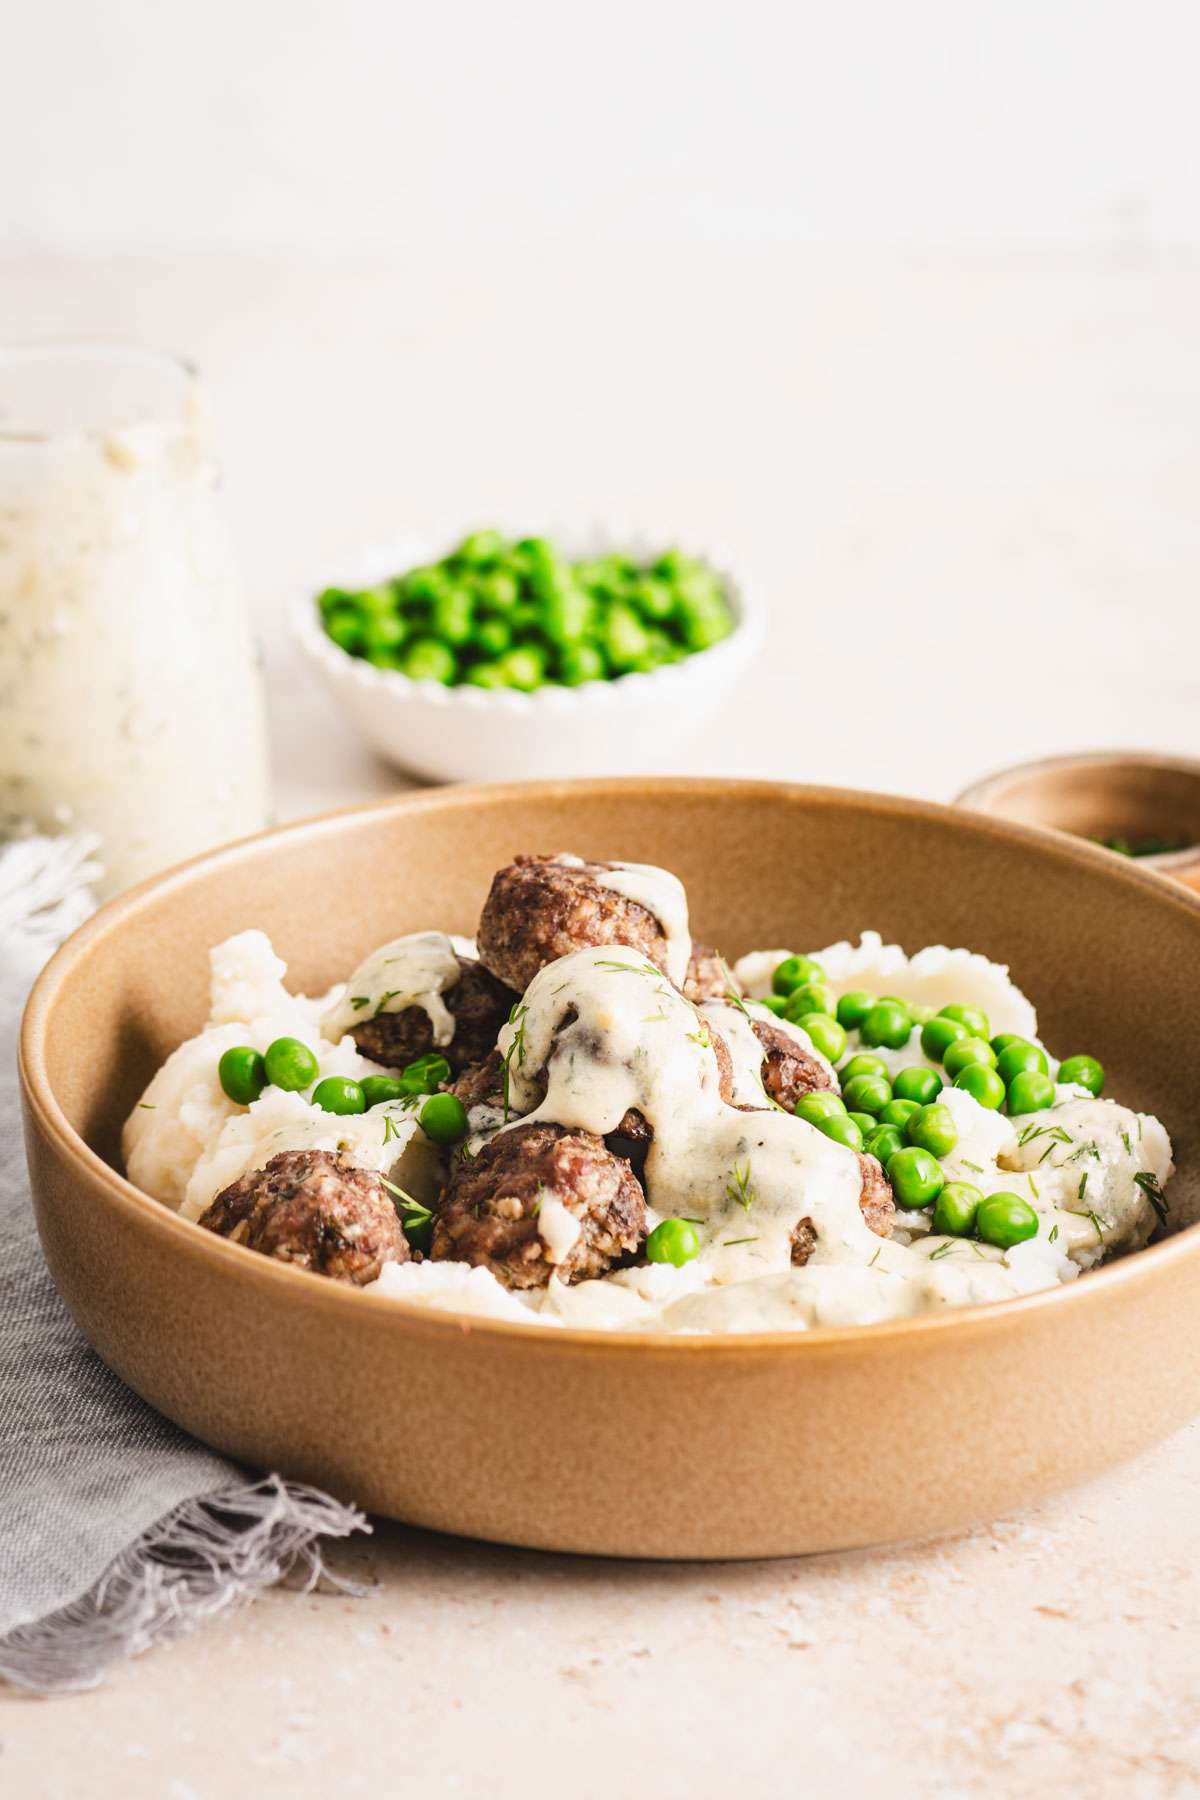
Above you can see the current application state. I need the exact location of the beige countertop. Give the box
[3,246,1199,1796]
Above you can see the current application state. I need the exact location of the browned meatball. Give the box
[198,1149,410,1285]
[352,955,516,1076]
[789,1153,895,1266]
[477,854,671,993]
[750,1016,836,1110]
[451,1048,506,1110]
[432,1122,646,1289]
[683,942,737,1004]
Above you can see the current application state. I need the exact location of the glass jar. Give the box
[0,343,270,897]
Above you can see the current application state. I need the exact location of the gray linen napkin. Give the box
[0,837,369,1694]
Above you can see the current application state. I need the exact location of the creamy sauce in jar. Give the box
[322,931,462,1045]
[0,346,269,897]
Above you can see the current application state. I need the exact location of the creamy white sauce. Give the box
[0,355,269,897]
[590,860,692,987]
[322,931,462,1045]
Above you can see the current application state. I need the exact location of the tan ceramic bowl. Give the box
[20,780,1200,1561]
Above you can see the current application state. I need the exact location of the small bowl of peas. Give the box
[295,528,761,783]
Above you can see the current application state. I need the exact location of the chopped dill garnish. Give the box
[138,1103,156,1110]
[382,1113,402,1144]
[725,1161,755,1212]
[1134,1170,1169,1227]
[1077,1172,1088,1201]
[1018,1123,1072,1149]
[1120,1131,1132,1156]
[929,1242,957,1261]
[374,989,400,1016]
[687,1023,712,1049]
[1027,1174,1039,1200]
[960,1159,983,1174]
[723,1235,758,1247]
[868,1247,882,1267]
[1065,1140,1100,1164]
[1048,1222,1059,1244]
[679,1216,705,1225]
[350,995,370,1011]
[1066,1208,1106,1244]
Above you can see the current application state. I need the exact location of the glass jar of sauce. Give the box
[0,343,269,897]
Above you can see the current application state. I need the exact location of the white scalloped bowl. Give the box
[294,534,763,783]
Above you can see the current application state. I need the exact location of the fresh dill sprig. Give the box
[1017,1123,1072,1149]
[1065,1208,1106,1244]
[1065,1139,1101,1164]
[374,989,400,1017]
[350,995,370,1012]
[1134,1170,1169,1227]
[929,1242,957,1262]
[725,1161,755,1212]
[717,957,752,1020]
[723,1235,758,1248]
[500,1000,530,1122]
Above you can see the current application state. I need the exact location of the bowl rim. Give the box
[292,534,763,714]
[21,774,1200,1360]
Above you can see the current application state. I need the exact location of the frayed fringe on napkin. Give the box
[0,1477,369,1694]
[0,833,102,975]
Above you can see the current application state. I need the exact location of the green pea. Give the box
[475,568,520,611]
[455,528,507,565]
[558,644,607,686]
[879,1098,921,1130]
[842,1073,892,1116]
[361,1075,411,1109]
[815,1112,864,1151]
[419,1093,469,1143]
[324,608,365,656]
[906,1102,958,1158]
[432,586,474,646]
[312,1076,367,1115]
[942,1036,997,1079]
[400,1053,452,1094]
[646,1218,701,1266]
[887,1146,945,1209]
[755,994,788,1017]
[604,603,653,672]
[990,1033,1023,1055]
[921,1015,971,1062]
[1007,1070,1055,1114]
[976,1192,1039,1248]
[954,1063,1006,1109]
[798,1012,846,1063]
[473,616,513,658]
[932,1181,983,1237]
[1057,1054,1105,1097]
[497,646,545,691]
[865,1124,905,1164]
[772,954,826,996]
[848,1111,877,1136]
[794,1092,847,1126]
[633,575,676,621]
[402,638,457,684]
[218,1045,266,1106]
[908,1002,938,1025]
[893,1066,944,1106]
[839,1053,889,1083]
[785,982,836,1021]
[939,1003,990,1039]
[995,1040,1050,1086]
[835,989,876,1030]
[264,1037,319,1092]
[860,999,912,1050]
[466,662,513,689]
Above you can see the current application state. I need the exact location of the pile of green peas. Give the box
[770,954,1106,1250]
[216,1040,469,1146]
[317,531,735,690]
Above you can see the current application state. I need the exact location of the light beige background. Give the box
[4,1,1200,1790]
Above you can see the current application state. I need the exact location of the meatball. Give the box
[683,942,737,1004]
[751,1017,835,1110]
[477,854,670,993]
[790,1153,895,1266]
[198,1149,409,1286]
[432,1122,646,1289]
[351,955,516,1076]
[451,1048,506,1110]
